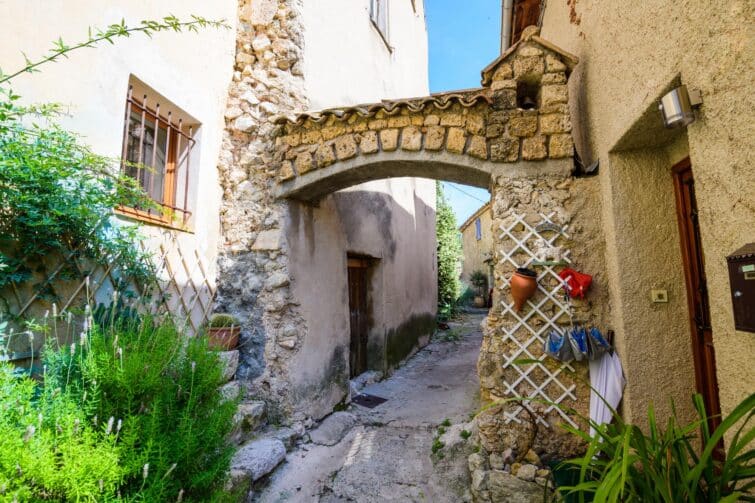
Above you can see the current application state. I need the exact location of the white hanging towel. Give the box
[589,350,626,437]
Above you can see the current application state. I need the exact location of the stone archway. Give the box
[260,27,602,460]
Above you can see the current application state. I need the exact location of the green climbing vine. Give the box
[436,182,463,319]
[0,16,228,291]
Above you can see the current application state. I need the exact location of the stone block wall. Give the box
[274,26,577,196]
[472,171,609,486]
[215,0,310,418]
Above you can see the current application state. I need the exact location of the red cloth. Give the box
[559,268,592,299]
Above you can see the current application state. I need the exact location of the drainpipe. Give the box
[500,0,514,53]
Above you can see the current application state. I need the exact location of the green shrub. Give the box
[0,363,124,501]
[456,286,476,307]
[43,312,238,501]
[436,182,462,311]
[557,392,755,502]
[208,313,238,328]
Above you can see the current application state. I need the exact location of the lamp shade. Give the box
[659,85,695,128]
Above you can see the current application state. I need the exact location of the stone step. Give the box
[230,400,267,445]
[227,437,286,495]
[309,411,357,446]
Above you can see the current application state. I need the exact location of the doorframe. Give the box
[672,157,722,433]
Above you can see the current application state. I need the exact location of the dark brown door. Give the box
[673,159,722,432]
[348,257,369,378]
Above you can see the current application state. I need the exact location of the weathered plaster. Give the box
[541,0,755,432]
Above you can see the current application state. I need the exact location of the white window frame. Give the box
[370,0,391,51]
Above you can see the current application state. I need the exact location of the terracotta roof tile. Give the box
[272,88,491,126]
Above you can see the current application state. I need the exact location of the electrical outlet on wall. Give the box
[651,289,669,303]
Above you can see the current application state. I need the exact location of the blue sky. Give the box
[426,0,501,225]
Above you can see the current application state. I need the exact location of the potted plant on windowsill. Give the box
[206,314,240,351]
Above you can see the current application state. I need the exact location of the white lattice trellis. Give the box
[1,229,216,364]
[497,212,578,428]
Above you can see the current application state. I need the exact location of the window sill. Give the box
[115,206,194,234]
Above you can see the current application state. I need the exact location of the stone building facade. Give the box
[273,26,605,464]
[214,0,437,421]
[459,202,494,299]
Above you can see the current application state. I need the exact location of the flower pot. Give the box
[510,268,538,312]
[208,326,240,351]
[474,295,486,308]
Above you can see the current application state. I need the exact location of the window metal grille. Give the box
[119,85,195,226]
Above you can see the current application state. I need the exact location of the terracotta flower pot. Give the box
[208,326,240,351]
[474,295,486,308]
[510,268,538,312]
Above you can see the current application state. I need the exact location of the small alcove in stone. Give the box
[480,25,579,161]
[517,80,540,110]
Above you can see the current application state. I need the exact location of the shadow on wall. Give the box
[283,184,438,419]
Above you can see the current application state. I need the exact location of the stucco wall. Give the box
[282,0,436,418]
[0,0,237,290]
[460,205,494,290]
[540,0,755,428]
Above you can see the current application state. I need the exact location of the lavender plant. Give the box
[43,307,238,501]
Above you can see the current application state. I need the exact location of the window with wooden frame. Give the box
[511,0,542,45]
[370,0,390,50]
[118,83,197,228]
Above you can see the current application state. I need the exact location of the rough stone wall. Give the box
[475,171,608,458]
[214,0,309,418]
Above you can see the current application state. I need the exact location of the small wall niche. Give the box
[517,81,540,110]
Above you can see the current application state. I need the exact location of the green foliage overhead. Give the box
[436,182,463,313]
[0,16,229,85]
[558,392,755,502]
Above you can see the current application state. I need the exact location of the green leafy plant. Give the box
[0,16,228,291]
[436,182,463,315]
[0,16,229,86]
[432,438,445,454]
[557,392,755,502]
[0,363,125,501]
[208,313,239,328]
[460,429,472,440]
[43,309,238,501]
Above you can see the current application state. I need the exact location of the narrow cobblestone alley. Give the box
[254,313,485,502]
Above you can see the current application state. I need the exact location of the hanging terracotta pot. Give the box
[510,267,538,312]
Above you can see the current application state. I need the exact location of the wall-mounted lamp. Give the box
[658,85,703,128]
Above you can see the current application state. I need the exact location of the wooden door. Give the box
[673,159,722,432]
[348,258,369,378]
